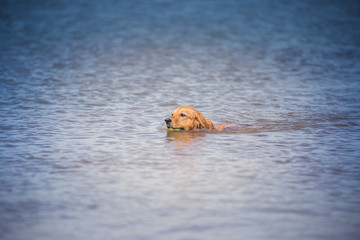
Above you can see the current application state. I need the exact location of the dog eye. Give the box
[180,113,186,117]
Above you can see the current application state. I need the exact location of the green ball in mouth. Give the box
[168,128,182,131]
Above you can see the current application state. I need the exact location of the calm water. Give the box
[1,0,360,239]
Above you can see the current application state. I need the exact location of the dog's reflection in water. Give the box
[165,130,206,149]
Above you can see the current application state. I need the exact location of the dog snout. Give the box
[164,118,171,124]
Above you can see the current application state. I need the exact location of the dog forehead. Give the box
[173,106,195,116]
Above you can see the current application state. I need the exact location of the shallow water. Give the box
[1,0,360,239]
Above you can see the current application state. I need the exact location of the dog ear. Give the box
[194,118,203,129]
[194,111,214,129]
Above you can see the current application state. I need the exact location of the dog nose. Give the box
[164,118,171,124]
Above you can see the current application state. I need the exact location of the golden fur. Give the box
[164,106,229,131]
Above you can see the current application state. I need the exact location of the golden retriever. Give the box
[164,106,238,131]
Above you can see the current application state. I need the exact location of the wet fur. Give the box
[165,106,228,131]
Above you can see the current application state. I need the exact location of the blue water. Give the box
[1,0,360,239]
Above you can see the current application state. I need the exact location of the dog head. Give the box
[164,106,214,131]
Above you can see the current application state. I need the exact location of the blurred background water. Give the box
[1,0,360,239]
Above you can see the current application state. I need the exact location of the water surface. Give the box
[1,0,360,239]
